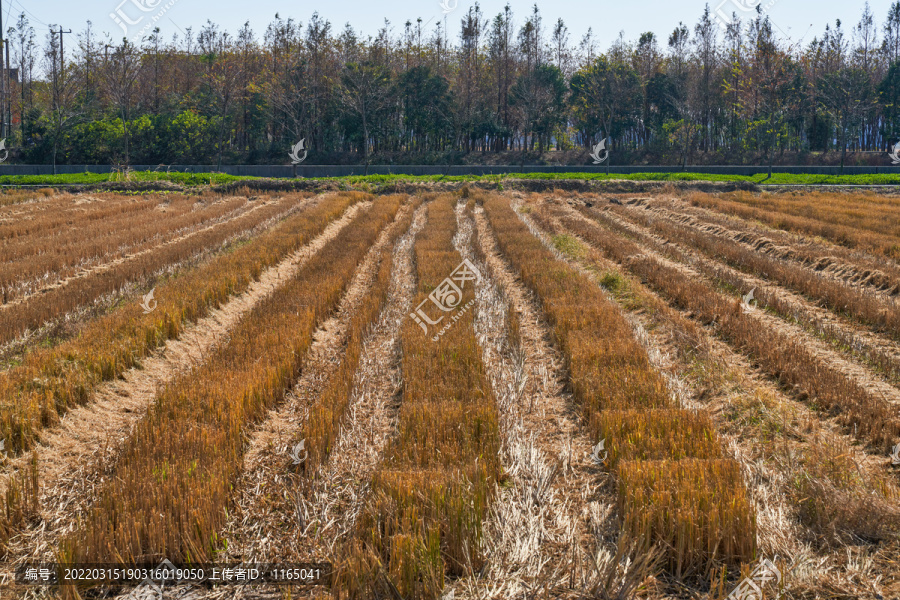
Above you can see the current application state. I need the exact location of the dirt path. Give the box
[441,201,614,599]
[0,198,371,576]
[210,199,422,567]
[571,202,900,410]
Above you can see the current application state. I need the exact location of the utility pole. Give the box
[1,0,5,139]
[5,40,10,142]
[58,26,73,75]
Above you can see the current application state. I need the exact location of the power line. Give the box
[9,0,48,27]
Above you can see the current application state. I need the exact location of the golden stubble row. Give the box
[481,193,755,579]
[593,203,900,382]
[338,195,501,599]
[559,205,900,453]
[0,192,361,459]
[300,196,424,472]
[687,191,900,260]
[602,203,900,341]
[59,195,405,568]
[0,191,165,242]
[0,194,250,301]
[535,198,900,549]
[0,196,299,344]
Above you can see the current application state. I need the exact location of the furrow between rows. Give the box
[56,195,403,568]
[482,192,755,582]
[0,197,375,578]
[542,200,900,453]
[213,195,422,566]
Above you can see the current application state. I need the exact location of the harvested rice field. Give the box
[1,186,899,600]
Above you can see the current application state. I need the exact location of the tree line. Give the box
[10,2,900,167]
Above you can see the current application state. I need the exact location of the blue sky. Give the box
[9,0,894,51]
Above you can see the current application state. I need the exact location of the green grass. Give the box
[0,171,257,186]
[552,233,585,258]
[1,169,899,187]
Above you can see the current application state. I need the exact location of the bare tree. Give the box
[43,27,83,172]
[11,13,36,144]
[633,32,661,147]
[693,5,719,152]
[199,21,245,170]
[668,22,695,168]
[101,38,141,165]
[551,18,571,77]
[885,1,900,63]
[339,59,392,172]
[487,5,515,151]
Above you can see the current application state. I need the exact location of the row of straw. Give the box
[338,195,502,599]
[555,203,900,452]
[0,193,366,457]
[300,195,424,472]
[59,195,405,571]
[481,193,755,579]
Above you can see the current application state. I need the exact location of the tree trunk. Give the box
[767,114,776,180]
[362,112,370,175]
[122,108,131,166]
[217,113,227,171]
[840,116,847,174]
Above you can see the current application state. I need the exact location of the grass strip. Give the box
[4,170,900,188]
